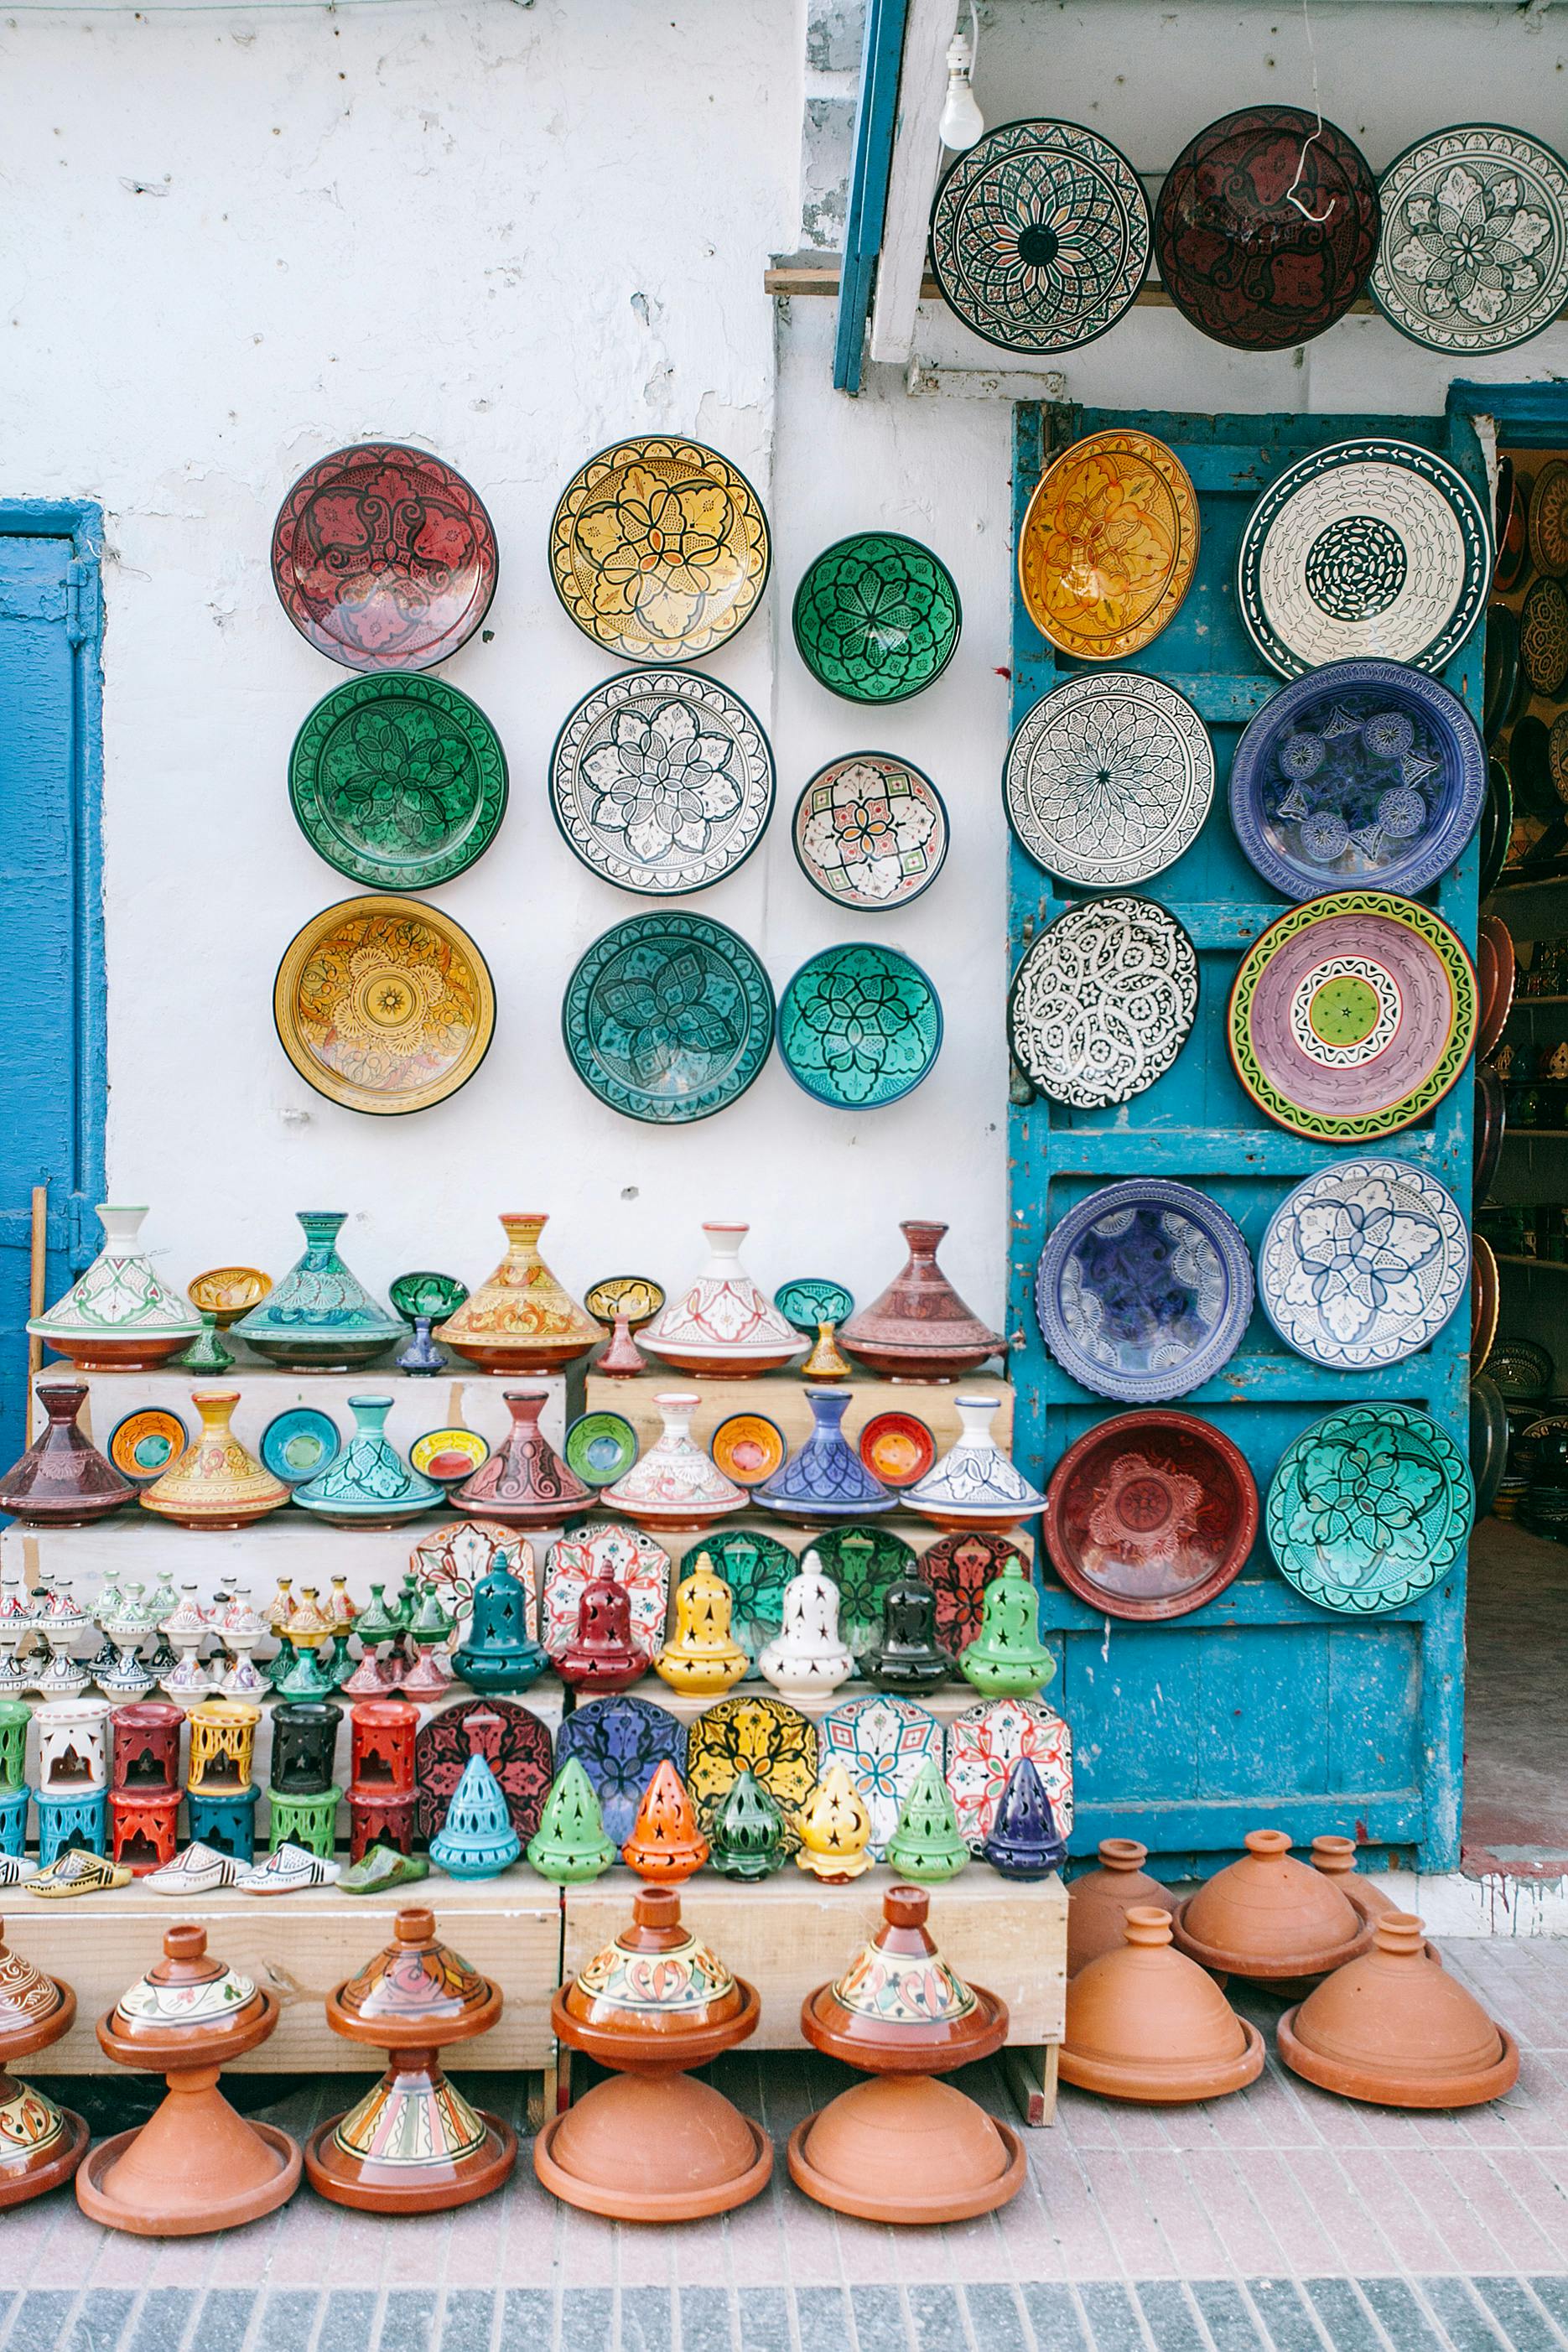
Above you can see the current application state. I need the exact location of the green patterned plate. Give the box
[1264,1402,1472,1615]
[564,1411,640,1489]
[812,1524,918,1661]
[778,943,942,1110]
[563,911,775,1124]
[686,1529,795,1673]
[389,1270,469,1322]
[775,1278,855,1330]
[792,532,961,704]
[288,675,508,889]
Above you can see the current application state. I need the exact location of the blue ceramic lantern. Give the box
[429,1721,522,1878]
[981,1753,1065,1879]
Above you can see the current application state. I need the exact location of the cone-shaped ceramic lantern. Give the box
[140,1394,290,1530]
[792,1884,1022,2223]
[885,1758,968,1883]
[439,1215,601,1373]
[1067,1841,1177,1976]
[293,1396,442,1529]
[29,1206,202,1371]
[981,1754,1065,1879]
[450,1567,548,1695]
[643,1223,806,1378]
[0,1384,133,1527]
[602,1394,745,1534]
[654,1557,748,1695]
[958,1560,1055,1696]
[756,1390,893,1524]
[234,1212,406,1370]
[796,1765,874,1882]
[758,1555,854,1698]
[621,1759,709,1882]
[454,1389,589,1528]
[0,1918,89,2206]
[428,1724,522,1879]
[555,1573,644,1695]
[864,1574,950,1692]
[709,1768,787,1880]
[1277,1913,1519,2108]
[840,1222,1002,1383]
[1060,1907,1264,2103]
[527,1761,617,1884]
[534,1885,770,2220]
[304,1906,517,2210]
[908,1397,1046,1534]
[75,1924,301,2232]
[1172,1829,1374,1982]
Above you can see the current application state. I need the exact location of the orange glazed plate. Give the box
[710,1414,787,1488]
[273,894,496,1117]
[1019,428,1199,662]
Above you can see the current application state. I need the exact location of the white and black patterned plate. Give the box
[1372,124,1568,356]
[929,118,1150,356]
[549,669,775,895]
[1008,896,1198,1109]
[1238,439,1493,680]
[1004,672,1214,886]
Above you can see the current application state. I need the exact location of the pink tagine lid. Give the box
[642,1225,805,1368]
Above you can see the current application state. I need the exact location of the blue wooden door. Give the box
[0,506,106,1467]
[1008,408,1482,1876]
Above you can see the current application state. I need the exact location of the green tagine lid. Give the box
[234,1212,406,1368]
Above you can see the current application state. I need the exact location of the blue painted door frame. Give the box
[0,501,106,1466]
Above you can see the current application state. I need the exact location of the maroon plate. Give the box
[1044,1410,1259,1622]
[1474,1064,1506,1202]
[413,1696,552,1842]
[1477,913,1517,1063]
[1495,460,1530,595]
[1154,106,1378,353]
[272,443,499,672]
[858,1410,937,1490]
[917,1529,1027,1656]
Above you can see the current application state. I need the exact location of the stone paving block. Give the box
[1136,2283,1206,2352]
[439,2292,496,2352]
[258,2293,319,2352]
[188,2292,256,2352]
[1021,2283,1090,2352]
[1529,2282,1568,2339]
[735,2289,791,2352]
[8,2298,76,2352]
[1420,2279,1508,2352]
[1188,2283,1266,2352]
[498,2290,553,2352]
[65,2302,136,2352]
[963,2284,1028,2352]
[798,2287,854,2352]
[1244,2281,1330,2352]
[1077,2283,1146,2352]
[558,2289,611,2352]
[1304,2281,1378,2350]
[126,2291,195,2352]
[619,2288,672,2352]
[321,2293,380,2352]
[906,2287,967,2352]
[1358,2278,1449,2351]
[851,2286,910,2352]
[377,2291,437,2352]
[1472,2280,1565,2352]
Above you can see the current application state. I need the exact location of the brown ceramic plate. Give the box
[1473,1063,1506,1202]
[1044,1410,1259,1622]
[1477,912,1517,1062]
[1472,1233,1500,1374]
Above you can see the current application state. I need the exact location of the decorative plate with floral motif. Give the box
[919,1529,1026,1655]
[792,753,948,911]
[1259,1158,1469,1369]
[793,534,961,704]
[409,1519,535,1629]
[1522,577,1568,698]
[818,1695,944,1857]
[946,1695,1074,1850]
[684,1694,818,1839]
[1008,897,1197,1110]
[548,436,770,665]
[273,894,496,1116]
[557,1693,688,1847]
[1019,430,1199,662]
[778,944,942,1110]
[1371,125,1568,356]
[289,676,508,890]
[1036,1180,1254,1404]
[812,1524,916,1661]
[563,912,774,1125]
[1264,1403,1472,1614]
[541,1525,670,1664]
[1004,671,1213,887]
[414,1697,553,1842]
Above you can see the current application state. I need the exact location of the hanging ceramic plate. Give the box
[388,1270,468,1323]
[409,1427,491,1482]
[541,1526,671,1664]
[186,1267,272,1328]
[271,443,497,673]
[1470,1373,1510,1520]
[919,1529,1025,1656]
[1228,891,1477,1143]
[549,668,775,896]
[1371,125,1568,355]
[107,1408,189,1485]
[1550,712,1568,808]
[259,1406,341,1486]
[1264,1403,1472,1616]
[813,1524,916,1661]
[288,675,508,891]
[792,753,948,910]
[685,1694,818,1838]
[709,1413,787,1488]
[1510,714,1558,819]
[792,533,961,704]
[1259,1158,1469,1369]
[583,1275,665,1328]
[1008,897,1198,1110]
[819,1694,944,1858]
[1034,1179,1254,1405]
[690,1529,796,1674]
[1474,1063,1506,1199]
[410,1521,537,1628]
[1477,911,1517,1060]
[947,1695,1073,1849]
[927,117,1150,355]
[563,1411,638,1489]
[1003,672,1213,887]
[1044,1410,1259,1623]
[1479,759,1514,900]
[273,895,496,1117]
[774,1279,854,1331]
[1529,458,1568,579]
[777,943,942,1110]
[415,1698,553,1843]
[858,1410,937,1490]
[1484,608,1520,743]
[562,911,774,1125]
[1019,429,1199,662]
[1471,1234,1499,1374]
[557,1694,688,1847]
[1228,659,1487,901]
[1495,459,1530,595]
[1237,439,1492,680]
[1488,1333,1554,1401]
[1154,106,1378,351]
[548,435,770,665]
[1521,577,1568,697]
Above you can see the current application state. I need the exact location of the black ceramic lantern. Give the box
[270,1700,343,1794]
[452,1569,548,1695]
[863,1574,950,1693]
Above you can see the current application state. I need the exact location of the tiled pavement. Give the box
[3,1940,1565,2352]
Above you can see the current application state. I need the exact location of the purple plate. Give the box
[1034,1179,1254,1404]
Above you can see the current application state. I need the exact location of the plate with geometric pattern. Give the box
[1004,672,1213,886]
[1371,125,1568,356]
[1009,896,1198,1110]
[562,911,775,1125]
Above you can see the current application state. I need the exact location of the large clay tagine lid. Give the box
[1067,1839,1177,1976]
[841,1220,1001,1378]
[0,1915,73,2059]
[1278,1913,1519,2109]
[329,1907,501,2048]
[1174,1828,1373,1979]
[555,1886,757,2068]
[802,1883,1007,2073]
[101,1924,275,2069]
[787,2071,1025,2226]
[1061,1906,1264,2103]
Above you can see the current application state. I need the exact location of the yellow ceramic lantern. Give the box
[139,1394,289,1530]
[796,1765,874,1882]
[439,1213,601,1373]
[654,1556,748,1697]
[186,1700,262,1794]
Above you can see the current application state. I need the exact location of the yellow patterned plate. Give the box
[188,1267,272,1327]
[410,1427,491,1482]
[549,435,771,664]
[273,894,496,1116]
[583,1275,666,1331]
[1018,428,1199,662]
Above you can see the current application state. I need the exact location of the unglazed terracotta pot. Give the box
[139,1394,290,1530]
[1172,1829,1373,1981]
[642,1224,806,1378]
[439,1215,602,1373]
[0,1920,89,2208]
[454,1389,590,1529]
[29,1206,201,1371]
[1067,1841,1178,1976]
[1060,1907,1264,2103]
[839,1221,1002,1383]
[1277,1913,1519,2108]
[0,1384,134,1527]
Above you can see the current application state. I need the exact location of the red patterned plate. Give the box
[1044,1410,1258,1622]
[414,1695,553,1842]
[917,1529,1026,1656]
[858,1410,937,1489]
[272,443,498,672]
[1477,912,1516,1063]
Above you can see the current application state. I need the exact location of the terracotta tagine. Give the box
[29,1205,202,1371]
[293,1396,443,1529]
[454,1389,589,1528]
[1277,1912,1519,2109]
[840,1222,1002,1383]
[642,1223,806,1378]
[620,1759,709,1882]
[526,1760,617,1883]
[0,1919,89,2206]
[233,1212,406,1370]
[76,1924,301,2232]
[1172,1829,1374,1982]
[601,1393,746,1534]
[958,1559,1056,1696]
[864,1574,950,1692]
[795,1764,874,1882]
[304,1905,517,2210]
[0,1384,134,1526]
[757,1555,855,1698]
[554,1572,645,1695]
[885,1757,969,1883]
[791,1883,1022,2223]
[709,1768,787,1880]
[981,1754,1066,1879]
[907,1396,1046,1534]
[1060,1906,1264,2103]
[534,1884,770,2220]
[1310,1834,1401,1919]
[1067,1840,1178,1976]
[654,1557,749,1695]
[139,1393,290,1530]
[438,1213,601,1373]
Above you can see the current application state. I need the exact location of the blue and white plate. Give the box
[1229,660,1487,902]
[1259,1158,1469,1370]
[259,1407,340,1487]
[1034,1180,1254,1404]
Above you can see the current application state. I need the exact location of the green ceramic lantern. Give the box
[526,1760,617,1884]
[708,1768,787,1880]
[885,1756,969,1883]
[958,1560,1056,1697]
[0,1700,29,1795]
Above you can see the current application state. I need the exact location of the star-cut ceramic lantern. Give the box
[0,1918,89,2207]
[620,1759,709,1882]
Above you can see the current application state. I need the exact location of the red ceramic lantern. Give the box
[555,1573,644,1695]
[350,1699,417,1796]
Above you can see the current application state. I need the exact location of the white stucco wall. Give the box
[3,0,1565,1333]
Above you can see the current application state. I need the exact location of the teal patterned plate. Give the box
[792,533,961,704]
[778,943,942,1110]
[389,1270,469,1322]
[1264,1402,1472,1616]
[563,911,775,1124]
[288,675,509,889]
[564,1411,640,1489]
[775,1278,855,1329]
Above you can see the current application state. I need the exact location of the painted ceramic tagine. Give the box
[1277,1912,1519,2108]
[0,1384,134,1526]
[76,1924,300,2233]
[840,1221,1002,1382]
[293,1397,443,1529]
[140,1394,289,1530]
[1061,1906,1264,2104]
[1067,1840,1178,1976]
[755,1389,893,1524]
[641,1223,805,1378]
[454,1389,589,1528]
[29,1207,202,1372]
[0,1919,89,2207]
[757,1555,854,1699]
[439,1215,600,1373]
[305,1906,517,2212]
[791,1884,1023,2224]
[602,1394,746,1534]
[233,1212,406,1370]
[534,1885,770,2220]
[906,1396,1046,1534]
[1172,1829,1374,1982]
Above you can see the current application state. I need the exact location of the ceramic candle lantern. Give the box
[110,1789,179,1876]
[794,1766,873,1882]
[0,1384,134,1526]
[1061,1907,1264,2103]
[233,1212,406,1371]
[451,1567,548,1693]
[885,1758,969,1882]
[75,1924,302,2233]
[642,1223,806,1378]
[958,1561,1056,1696]
[438,1214,601,1373]
[1067,1840,1178,1976]
[305,1906,517,2211]
[790,1884,1024,2223]
[185,1700,260,1794]
[708,1768,787,1880]
[840,1221,1002,1383]
[1172,1828,1375,1982]
[534,1885,771,2220]
[555,1574,645,1695]
[36,1699,111,1795]
[271,1701,343,1794]
[140,1394,289,1530]
[454,1390,589,1528]
[757,1556,854,1698]
[293,1398,442,1529]
[526,1760,618,1883]
[602,1394,746,1534]
[907,1397,1046,1534]
[620,1759,709,1882]
[28,1206,202,1371]
[981,1754,1066,1878]
[1277,1912,1519,2108]
[864,1575,950,1691]
[755,1391,894,1524]
[0,1919,88,2208]
[428,1721,522,1878]
[0,1701,28,1797]
[111,1701,183,1791]
[350,1700,417,1794]
[654,1559,748,1695]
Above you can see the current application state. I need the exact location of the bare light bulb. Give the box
[938,32,984,152]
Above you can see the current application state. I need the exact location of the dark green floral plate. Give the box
[389,1270,469,1322]
[1264,1402,1472,1616]
[778,942,942,1110]
[792,532,962,703]
[562,911,775,1124]
[288,674,509,888]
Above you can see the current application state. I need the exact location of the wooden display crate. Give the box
[584,1370,1012,1455]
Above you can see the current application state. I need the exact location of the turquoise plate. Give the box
[777,943,942,1110]
[1264,1403,1472,1616]
[564,1411,640,1488]
[775,1278,855,1329]
[563,911,775,1125]
[260,1407,342,1487]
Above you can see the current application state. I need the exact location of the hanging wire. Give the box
[1282,0,1336,226]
